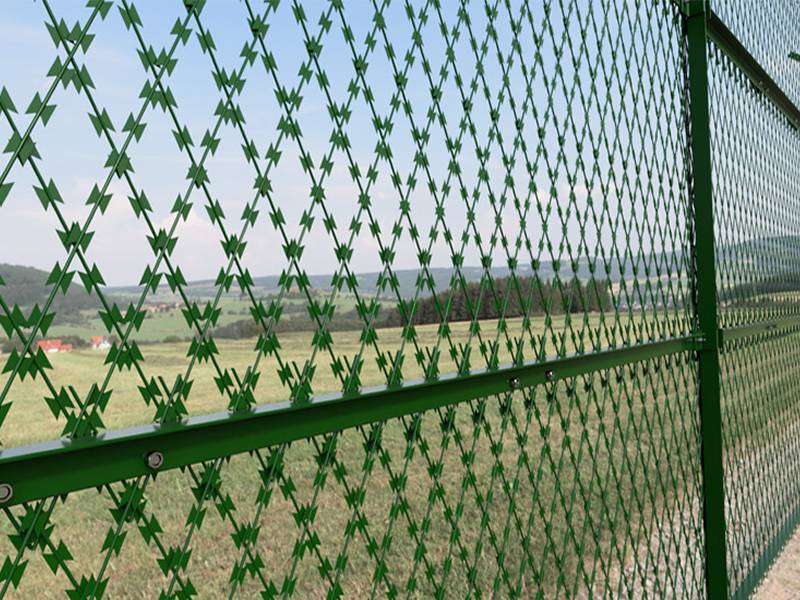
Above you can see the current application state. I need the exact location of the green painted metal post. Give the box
[685,2,730,598]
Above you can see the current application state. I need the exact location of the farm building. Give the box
[36,339,72,353]
[90,336,111,350]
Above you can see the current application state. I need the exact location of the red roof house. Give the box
[37,339,72,353]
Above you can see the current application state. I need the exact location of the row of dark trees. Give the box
[722,275,800,302]
[214,276,612,340]
[382,276,611,326]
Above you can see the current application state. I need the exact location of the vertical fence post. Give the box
[685,1,729,598]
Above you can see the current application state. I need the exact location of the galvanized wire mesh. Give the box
[0,0,796,598]
[709,27,800,597]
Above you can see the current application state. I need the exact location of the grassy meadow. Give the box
[1,313,670,448]
[0,316,705,598]
[46,297,251,343]
[43,294,363,344]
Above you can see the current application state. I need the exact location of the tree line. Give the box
[382,275,611,326]
[214,276,612,340]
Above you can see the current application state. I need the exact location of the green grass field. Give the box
[0,317,704,598]
[41,294,365,344]
[2,314,636,447]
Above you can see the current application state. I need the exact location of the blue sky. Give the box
[0,1,680,285]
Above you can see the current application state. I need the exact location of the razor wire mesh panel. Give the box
[707,3,800,597]
[710,1,800,110]
[0,0,719,597]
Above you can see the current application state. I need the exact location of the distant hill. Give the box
[106,259,627,301]
[3,248,691,308]
[105,252,681,301]
[0,263,108,322]
[5,232,798,327]
[106,265,552,301]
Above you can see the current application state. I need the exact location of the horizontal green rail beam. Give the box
[706,10,800,130]
[0,336,698,507]
[719,314,800,346]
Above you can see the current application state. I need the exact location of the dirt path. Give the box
[754,528,800,599]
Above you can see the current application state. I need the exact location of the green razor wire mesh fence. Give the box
[0,0,796,597]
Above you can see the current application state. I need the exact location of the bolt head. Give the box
[146,451,164,470]
[508,377,521,390]
[544,370,554,382]
[0,483,13,504]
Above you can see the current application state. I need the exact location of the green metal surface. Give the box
[718,315,800,346]
[0,336,699,508]
[686,3,729,598]
[0,0,797,598]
